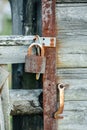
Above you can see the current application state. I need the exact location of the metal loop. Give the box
[27,43,44,57]
[54,83,65,119]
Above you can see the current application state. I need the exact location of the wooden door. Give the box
[56,1,87,130]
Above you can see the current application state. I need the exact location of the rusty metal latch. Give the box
[54,83,68,119]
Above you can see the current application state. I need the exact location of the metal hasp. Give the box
[42,0,57,130]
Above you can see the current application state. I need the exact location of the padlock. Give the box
[25,43,46,74]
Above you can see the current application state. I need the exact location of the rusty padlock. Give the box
[25,43,46,78]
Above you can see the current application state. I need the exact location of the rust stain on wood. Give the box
[56,39,62,69]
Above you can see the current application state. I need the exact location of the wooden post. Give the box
[0,66,9,130]
[0,97,5,130]
[42,0,57,130]
[1,77,10,130]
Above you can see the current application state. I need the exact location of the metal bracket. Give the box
[33,35,56,47]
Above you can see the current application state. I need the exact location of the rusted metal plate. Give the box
[43,47,57,130]
[42,0,56,37]
[25,55,46,73]
[42,0,57,130]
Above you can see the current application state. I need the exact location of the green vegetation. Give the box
[0,17,12,35]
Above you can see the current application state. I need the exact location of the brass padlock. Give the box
[25,43,46,75]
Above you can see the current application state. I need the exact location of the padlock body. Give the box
[25,55,46,73]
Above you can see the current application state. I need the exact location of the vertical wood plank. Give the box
[0,66,9,130]
[1,65,10,130]
[9,0,24,129]
[0,96,5,130]
[42,0,57,130]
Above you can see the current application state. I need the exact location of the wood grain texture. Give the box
[1,46,87,67]
[56,3,87,68]
[10,89,42,115]
[1,66,10,130]
[56,4,87,38]
[56,68,87,129]
[0,97,5,130]
[0,66,9,89]
[57,68,87,79]
[58,110,87,130]
[0,36,56,64]
[56,68,87,101]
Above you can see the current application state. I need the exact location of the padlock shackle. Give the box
[27,43,44,57]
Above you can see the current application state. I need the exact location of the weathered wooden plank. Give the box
[58,110,87,130]
[56,4,87,38]
[57,68,87,101]
[56,68,87,130]
[57,53,87,68]
[57,68,87,79]
[56,3,87,130]
[64,101,87,111]
[8,67,87,106]
[65,88,87,101]
[0,36,34,45]
[0,36,56,64]
[0,36,55,46]
[9,89,87,114]
[0,66,9,89]
[56,0,87,3]
[58,101,87,130]
[0,96,5,130]
[1,65,10,130]
[1,45,87,67]
[60,79,87,101]
[56,3,87,68]
[58,124,87,130]
[0,46,28,64]
[10,89,42,115]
